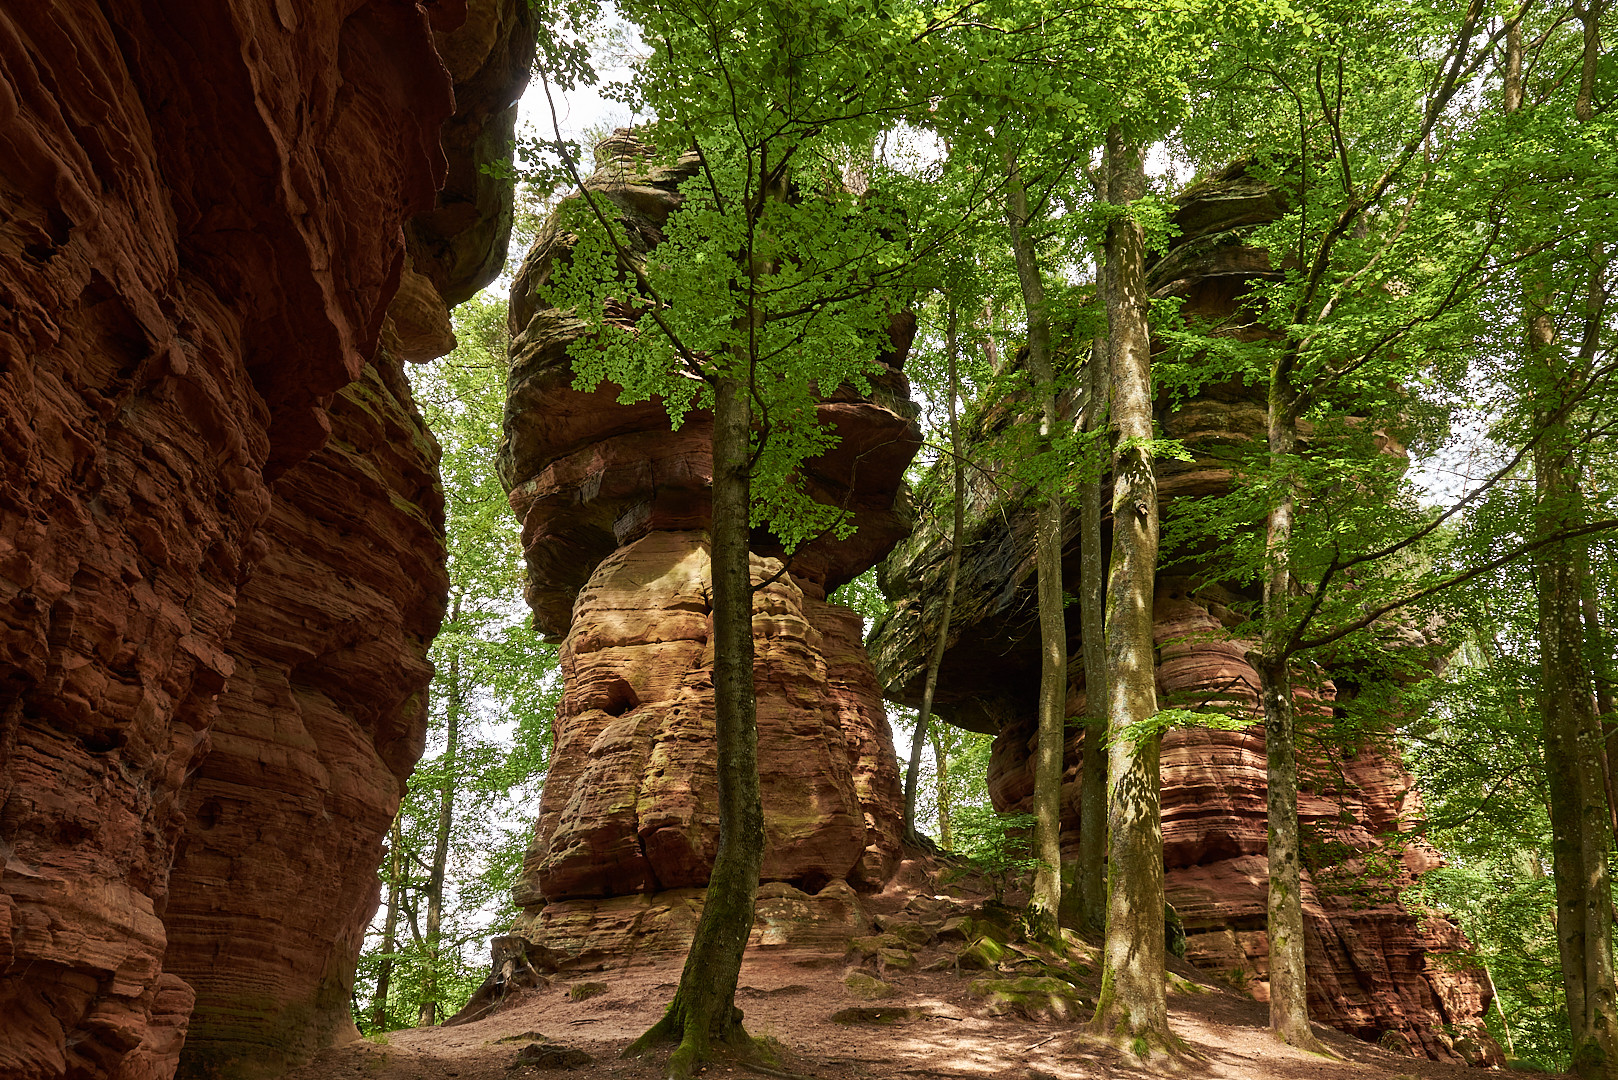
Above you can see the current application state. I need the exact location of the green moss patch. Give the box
[567,982,607,1001]
[842,971,896,999]
[971,976,1089,1021]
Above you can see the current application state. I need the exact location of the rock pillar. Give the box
[500,135,919,958]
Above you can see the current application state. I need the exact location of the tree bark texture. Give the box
[1576,540,1618,843]
[1090,132,1170,1044]
[631,372,765,1075]
[1006,155,1068,946]
[1258,366,1326,1052]
[1076,239,1112,938]
[1535,396,1618,1080]
[903,305,966,841]
[1509,22,1618,1075]
[1259,653,1318,1050]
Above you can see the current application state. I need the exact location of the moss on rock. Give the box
[970,976,1088,1021]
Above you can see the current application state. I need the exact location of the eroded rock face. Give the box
[870,166,1500,1065]
[501,135,917,953]
[0,1,526,1076]
[528,534,897,903]
[988,589,1490,1061]
[159,357,450,1080]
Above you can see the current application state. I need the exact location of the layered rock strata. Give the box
[870,166,1498,1065]
[0,2,527,1077]
[500,135,919,956]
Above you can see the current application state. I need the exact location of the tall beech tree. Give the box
[902,301,968,841]
[1073,170,1111,938]
[928,0,1168,949]
[1004,154,1070,944]
[534,2,991,1070]
[1089,129,1173,1046]
[1505,8,1618,1073]
[1247,4,1502,1044]
[1158,0,1571,1048]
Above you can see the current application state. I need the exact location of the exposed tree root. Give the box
[625,997,765,1080]
[1271,1024,1338,1059]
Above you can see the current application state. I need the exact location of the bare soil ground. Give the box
[289,946,1555,1080]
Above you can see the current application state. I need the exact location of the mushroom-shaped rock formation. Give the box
[869,164,1500,1066]
[500,133,920,959]
[0,2,528,1077]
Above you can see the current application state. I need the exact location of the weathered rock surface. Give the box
[0,1,526,1077]
[987,589,1489,1061]
[159,357,450,1080]
[870,165,1499,1065]
[500,135,917,953]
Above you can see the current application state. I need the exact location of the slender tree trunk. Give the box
[1256,641,1320,1052]
[932,728,952,849]
[1510,23,1618,1075]
[1577,540,1618,842]
[1484,964,1517,1060]
[419,597,463,1027]
[1258,651,1314,1055]
[1536,438,1618,1080]
[903,304,967,841]
[1075,166,1112,937]
[1257,364,1328,1052]
[1090,131,1172,1048]
[1531,339,1618,1078]
[372,816,403,1031]
[1580,533,1616,724]
[629,370,764,1077]
[1572,0,1618,876]
[1006,155,1068,946]
[1574,0,1603,126]
[983,302,1004,373]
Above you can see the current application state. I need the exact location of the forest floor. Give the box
[296,858,1556,1080]
[291,947,1558,1080]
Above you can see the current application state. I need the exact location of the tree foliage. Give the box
[354,295,560,1033]
[361,0,1618,1066]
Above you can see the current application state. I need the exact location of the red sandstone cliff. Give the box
[869,166,1500,1066]
[0,2,527,1077]
[498,135,920,958]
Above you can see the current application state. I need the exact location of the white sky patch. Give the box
[518,9,645,164]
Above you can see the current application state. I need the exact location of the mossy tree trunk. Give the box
[1536,438,1618,1080]
[1509,20,1618,1074]
[1090,131,1172,1048]
[1006,155,1067,947]
[628,371,765,1077]
[1075,165,1113,937]
[1256,358,1328,1053]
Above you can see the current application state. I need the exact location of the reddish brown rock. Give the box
[871,166,1500,1065]
[500,134,917,952]
[530,534,892,901]
[159,357,449,1079]
[0,1,526,1077]
[988,589,1491,1062]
